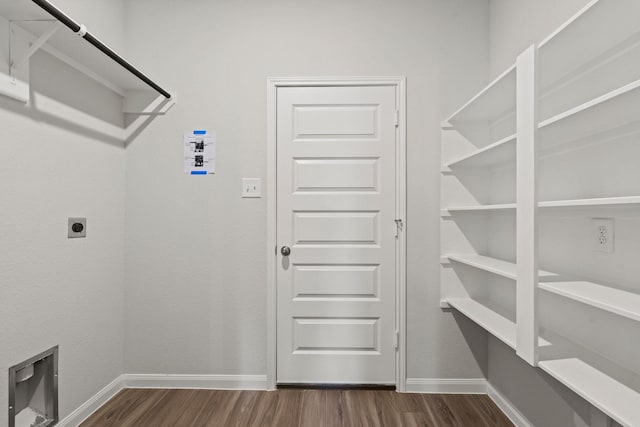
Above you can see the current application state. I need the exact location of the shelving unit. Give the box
[441,1,640,425]
[0,0,174,113]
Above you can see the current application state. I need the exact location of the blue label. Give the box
[193,130,206,135]
[191,171,207,175]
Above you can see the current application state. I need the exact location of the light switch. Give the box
[242,178,262,198]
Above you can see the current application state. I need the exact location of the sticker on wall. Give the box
[184,130,216,174]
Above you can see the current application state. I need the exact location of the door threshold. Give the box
[277,383,396,391]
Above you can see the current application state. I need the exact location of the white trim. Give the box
[57,375,125,427]
[487,383,534,427]
[395,77,407,392]
[266,79,278,390]
[515,44,540,367]
[57,373,269,426]
[266,77,407,391]
[405,378,487,394]
[122,374,268,390]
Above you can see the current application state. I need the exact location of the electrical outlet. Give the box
[68,217,87,238]
[592,217,614,253]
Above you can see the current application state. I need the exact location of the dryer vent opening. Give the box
[9,346,58,427]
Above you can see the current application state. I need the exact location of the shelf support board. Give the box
[10,20,60,75]
[516,44,540,367]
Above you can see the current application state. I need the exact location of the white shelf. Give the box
[445,134,516,169]
[540,281,640,323]
[444,196,640,214]
[446,298,518,349]
[446,254,556,280]
[539,196,640,209]
[538,0,640,91]
[539,358,640,427]
[446,298,551,350]
[539,79,640,147]
[442,203,516,215]
[446,64,516,125]
[447,254,518,279]
[447,254,640,323]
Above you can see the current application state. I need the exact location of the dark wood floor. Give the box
[80,388,514,427]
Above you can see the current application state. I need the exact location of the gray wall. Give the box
[122,0,492,380]
[0,1,126,425]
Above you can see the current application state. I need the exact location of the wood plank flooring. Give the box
[80,388,514,427]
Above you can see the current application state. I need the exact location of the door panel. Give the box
[294,105,379,138]
[292,265,380,299]
[276,85,396,384]
[293,318,380,352]
[293,212,379,245]
[293,158,379,192]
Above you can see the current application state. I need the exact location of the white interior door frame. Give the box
[266,77,407,391]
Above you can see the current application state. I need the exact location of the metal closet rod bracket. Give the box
[31,0,172,99]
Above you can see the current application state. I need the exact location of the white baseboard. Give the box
[487,383,533,427]
[57,373,268,426]
[122,373,269,391]
[57,376,125,427]
[405,378,487,394]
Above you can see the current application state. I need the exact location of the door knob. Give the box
[281,246,291,256]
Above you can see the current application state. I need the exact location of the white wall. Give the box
[122,0,491,381]
[0,1,126,425]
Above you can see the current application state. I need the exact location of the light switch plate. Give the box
[242,178,262,198]
[68,217,87,238]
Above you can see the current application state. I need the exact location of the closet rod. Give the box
[31,0,172,99]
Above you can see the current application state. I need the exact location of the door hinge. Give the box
[395,110,400,127]
[394,219,403,238]
[393,330,399,349]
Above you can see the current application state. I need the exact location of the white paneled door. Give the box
[276,85,398,384]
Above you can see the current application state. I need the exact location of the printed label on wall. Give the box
[184,130,215,174]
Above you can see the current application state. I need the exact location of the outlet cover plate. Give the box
[68,217,87,238]
[591,217,614,253]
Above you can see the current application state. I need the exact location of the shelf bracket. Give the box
[0,21,47,103]
[10,20,61,77]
